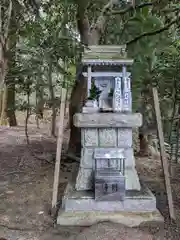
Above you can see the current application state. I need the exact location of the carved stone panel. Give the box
[117,128,132,147]
[83,129,98,147]
[99,128,117,147]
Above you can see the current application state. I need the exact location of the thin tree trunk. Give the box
[48,59,56,137]
[35,75,44,128]
[0,84,8,125]
[35,90,40,128]
[25,88,30,145]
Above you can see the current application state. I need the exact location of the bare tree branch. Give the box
[127,16,180,45]
[110,2,153,15]
[110,1,180,16]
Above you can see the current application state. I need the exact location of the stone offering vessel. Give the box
[57,45,163,227]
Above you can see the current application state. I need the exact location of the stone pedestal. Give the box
[57,182,163,227]
[57,112,163,226]
[74,113,141,191]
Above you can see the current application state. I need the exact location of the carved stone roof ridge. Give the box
[82,45,133,65]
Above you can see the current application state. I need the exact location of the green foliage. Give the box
[7,0,80,112]
[108,88,114,97]
[88,81,101,101]
[3,0,180,131]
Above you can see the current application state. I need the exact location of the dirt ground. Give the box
[1,113,180,239]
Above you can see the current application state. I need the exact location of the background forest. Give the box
[1,0,180,159]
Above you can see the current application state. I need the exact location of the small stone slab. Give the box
[82,107,99,113]
[74,113,142,128]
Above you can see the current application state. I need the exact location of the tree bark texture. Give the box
[7,82,17,126]
[68,9,100,154]
[48,59,56,137]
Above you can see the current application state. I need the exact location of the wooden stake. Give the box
[152,87,175,220]
[52,88,67,209]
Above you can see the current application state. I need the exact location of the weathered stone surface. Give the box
[95,169,126,201]
[81,127,136,148]
[82,106,99,113]
[75,168,93,190]
[75,166,140,191]
[57,209,163,227]
[80,147,125,169]
[118,128,132,147]
[94,148,124,159]
[125,168,141,190]
[58,183,163,227]
[95,159,123,170]
[80,148,94,168]
[82,129,98,147]
[80,147,135,169]
[74,113,142,128]
[64,183,156,212]
[99,128,117,147]
[124,148,135,167]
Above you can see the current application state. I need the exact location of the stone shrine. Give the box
[57,45,163,226]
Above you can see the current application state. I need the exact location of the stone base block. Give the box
[57,183,163,227]
[57,209,163,227]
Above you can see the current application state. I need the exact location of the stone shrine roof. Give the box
[82,45,134,66]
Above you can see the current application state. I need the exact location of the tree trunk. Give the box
[68,76,87,154]
[138,89,150,156]
[7,81,17,126]
[48,59,56,137]
[139,133,149,156]
[0,85,8,125]
[68,29,100,155]
[35,75,44,124]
